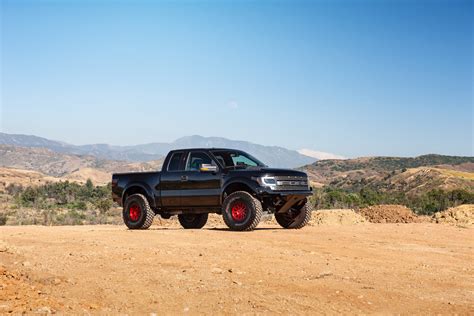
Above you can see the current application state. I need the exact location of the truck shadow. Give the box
[208,227,281,232]
[143,227,281,232]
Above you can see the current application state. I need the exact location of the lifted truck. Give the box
[112,148,312,231]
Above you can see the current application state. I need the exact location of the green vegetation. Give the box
[6,179,112,211]
[311,186,474,215]
[2,179,121,225]
[0,213,7,225]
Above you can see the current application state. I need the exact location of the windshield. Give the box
[211,150,266,169]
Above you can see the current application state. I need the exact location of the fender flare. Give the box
[122,182,155,207]
[221,178,259,203]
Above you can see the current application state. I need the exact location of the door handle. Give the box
[180,175,188,181]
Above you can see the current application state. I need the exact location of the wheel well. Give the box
[223,182,255,199]
[122,186,152,206]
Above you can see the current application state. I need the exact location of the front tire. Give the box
[275,202,312,229]
[123,194,155,229]
[178,213,208,229]
[222,191,262,231]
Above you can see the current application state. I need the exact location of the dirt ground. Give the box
[0,222,473,314]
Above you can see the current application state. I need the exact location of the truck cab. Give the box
[112,148,313,231]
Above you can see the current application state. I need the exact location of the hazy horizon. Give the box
[3,131,474,159]
[1,0,472,157]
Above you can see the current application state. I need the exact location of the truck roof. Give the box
[168,148,242,152]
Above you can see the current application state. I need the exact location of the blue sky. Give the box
[1,0,472,157]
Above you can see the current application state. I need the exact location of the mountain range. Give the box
[0,132,472,196]
[0,133,318,168]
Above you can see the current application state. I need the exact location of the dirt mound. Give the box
[309,209,366,226]
[433,204,474,226]
[359,204,418,223]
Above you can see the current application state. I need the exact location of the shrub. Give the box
[311,186,473,215]
[0,213,7,225]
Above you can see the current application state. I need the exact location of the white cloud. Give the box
[227,100,239,110]
[298,148,346,160]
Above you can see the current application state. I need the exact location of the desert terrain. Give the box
[1,218,473,314]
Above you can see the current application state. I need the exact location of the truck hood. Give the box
[227,167,308,178]
[260,168,307,177]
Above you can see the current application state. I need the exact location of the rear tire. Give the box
[275,202,312,229]
[178,213,208,229]
[123,194,155,229]
[222,191,262,231]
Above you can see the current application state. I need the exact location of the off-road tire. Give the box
[222,191,262,231]
[123,194,155,229]
[275,202,312,229]
[178,213,208,229]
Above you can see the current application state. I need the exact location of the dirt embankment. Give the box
[359,205,419,223]
[0,224,473,314]
[433,204,474,226]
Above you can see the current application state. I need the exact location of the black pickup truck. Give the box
[112,148,312,231]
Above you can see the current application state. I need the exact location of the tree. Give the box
[96,199,112,214]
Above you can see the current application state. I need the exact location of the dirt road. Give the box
[1,222,473,314]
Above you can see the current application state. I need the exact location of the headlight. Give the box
[256,176,277,189]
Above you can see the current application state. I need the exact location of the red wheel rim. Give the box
[231,201,248,222]
[129,203,141,221]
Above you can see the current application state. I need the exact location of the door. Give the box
[180,151,222,207]
[160,151,187,207]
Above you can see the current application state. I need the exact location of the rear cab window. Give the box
[167,152,185,171]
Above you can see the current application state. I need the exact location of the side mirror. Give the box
[200,164,218,172]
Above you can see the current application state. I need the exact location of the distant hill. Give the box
[0,145,163,185]
[0,133,316,168]
[301,154,474,195]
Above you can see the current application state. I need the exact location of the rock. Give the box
[232,280,242,286]
[211,267,223,274]
[37,306,52,313]
[22,261,31,267]
[53,278,61,285]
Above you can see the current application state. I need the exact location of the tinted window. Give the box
[167,152,184,171]
[186,152,215,171]
[211,150,265,168]
[232,154,259,167]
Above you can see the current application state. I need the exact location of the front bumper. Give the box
[255,186,313,197]
[255,187,313,213]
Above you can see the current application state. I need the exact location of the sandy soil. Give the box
[0,223,473,314]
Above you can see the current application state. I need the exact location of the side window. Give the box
[167,152,184,171]
[186,152,215,171]
[231,154,258,167]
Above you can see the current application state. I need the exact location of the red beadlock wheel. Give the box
[222,191,262,231]
[129,203,141,221]
[231,201,248,222]
[122,194,155,229]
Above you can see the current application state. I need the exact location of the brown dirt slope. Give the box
[0,145,164,185]
[0,167,60,190]
[302,155,474,195]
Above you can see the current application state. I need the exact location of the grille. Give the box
[274,176,309,191]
